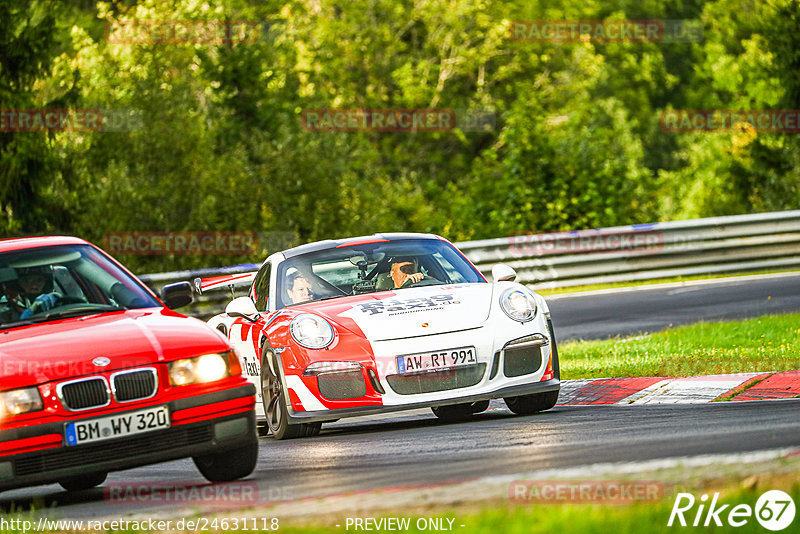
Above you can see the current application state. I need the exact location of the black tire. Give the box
[504,390,559,415]
[193,441,258,482]
[58,472,107,492]
[431,400,490,422]
[261,349,321,439]
[471,399,490,413]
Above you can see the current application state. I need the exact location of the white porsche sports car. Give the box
[198,233,560,439]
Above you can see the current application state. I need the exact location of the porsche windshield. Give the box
[0,244,160,328]
[277,238,484,308]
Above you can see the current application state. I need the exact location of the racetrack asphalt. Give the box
[3,399,800,520]
[547,272,800,340]
[2,273,800,518]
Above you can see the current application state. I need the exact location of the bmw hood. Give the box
[332,283,493,342]
[0,309,229,388]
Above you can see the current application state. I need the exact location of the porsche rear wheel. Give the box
[431,400,490,422]
[504,390,559,415]
[58,471,107,492]
[261,350,321,439]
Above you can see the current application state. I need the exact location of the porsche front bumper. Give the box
[283,319,561,424]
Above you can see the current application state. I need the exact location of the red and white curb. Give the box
[558,371,800,405]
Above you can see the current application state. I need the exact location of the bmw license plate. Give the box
[396,346,477,374]
[65,405,170,446]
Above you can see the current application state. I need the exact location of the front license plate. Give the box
[64,405,170,446]
[396,346,477,374]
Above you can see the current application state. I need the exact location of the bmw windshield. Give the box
[0,244,160,328]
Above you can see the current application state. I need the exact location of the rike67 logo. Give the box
[668,491,796,531]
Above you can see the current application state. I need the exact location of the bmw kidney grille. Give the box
[58,368,158,410]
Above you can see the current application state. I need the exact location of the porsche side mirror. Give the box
[161,282,193,309]
[226,296,259,321]
[491,263,517,282]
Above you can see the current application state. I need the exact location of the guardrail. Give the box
[457,210,800,288]
[138,210,800,318]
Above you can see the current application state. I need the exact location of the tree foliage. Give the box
[2,0,799,270]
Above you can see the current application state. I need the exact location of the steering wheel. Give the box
[405,276,440,288]
[58,295,88,305]
[19,293,93,319]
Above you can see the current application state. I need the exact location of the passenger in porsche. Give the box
[287,272,315,304]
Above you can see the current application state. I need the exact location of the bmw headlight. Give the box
[291,314,334,349]
[500,288,537,323]
[0,387,44,419]
[169,351,237,386]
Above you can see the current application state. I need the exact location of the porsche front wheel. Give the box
[261,351,321,439]
[504,390,559,415]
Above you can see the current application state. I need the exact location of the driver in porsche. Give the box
[390,258,424,289]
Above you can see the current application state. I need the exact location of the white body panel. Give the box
[210,280,554,422]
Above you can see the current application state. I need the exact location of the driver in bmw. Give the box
[13,266,62,319]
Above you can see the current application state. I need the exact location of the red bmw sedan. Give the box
[0,237,257,493]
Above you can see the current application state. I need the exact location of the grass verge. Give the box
[560,312,800,379]
[274,474,800,534]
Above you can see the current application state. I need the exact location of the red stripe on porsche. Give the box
[287,388,304,412]
[200,272,256,292]
[291,291,399,339]
[171,395,255,425]
[335,238,389,248]
[557,377,667,405]
[540,351,554,381]
[729,371,800,401]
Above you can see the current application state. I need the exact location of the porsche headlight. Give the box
[500,288,537,323]
[0,387,44,419]
[291,314,334,349]
[168,352,234,386]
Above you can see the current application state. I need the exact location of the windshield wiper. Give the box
[1,319,36,329]
[1,306,127,329]
[42,305,127,321]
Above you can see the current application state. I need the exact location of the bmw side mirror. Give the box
[161,281,193,309]
[226,296,259,321]
[492,263,517,282]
